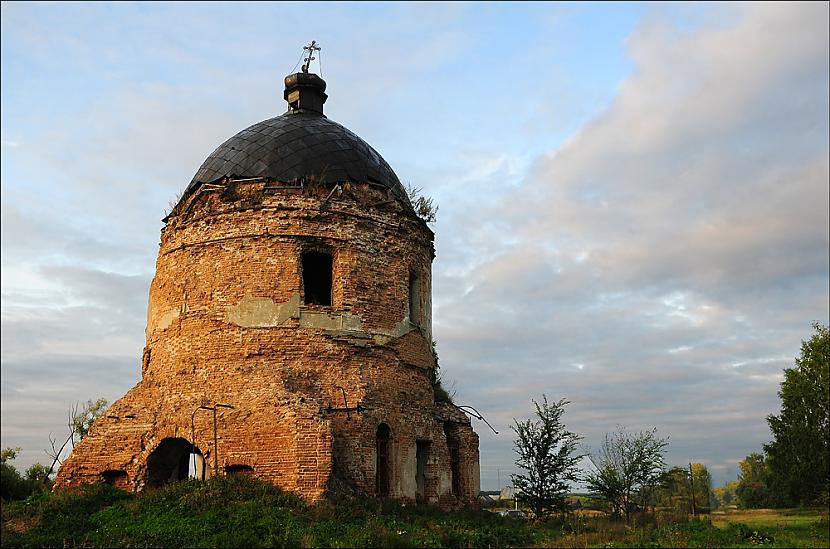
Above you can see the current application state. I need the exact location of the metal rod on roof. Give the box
[454,404,499,435]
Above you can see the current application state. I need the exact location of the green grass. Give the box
[1,477,543,548]
[2,478,828,548]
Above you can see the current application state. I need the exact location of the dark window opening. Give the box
[100,469,129,490]
[416,440,431,503]
[408,271,420,324]
[444,423,461,497]
[376,423,391,497]
[225,464,254,476]
[302,251,332,306]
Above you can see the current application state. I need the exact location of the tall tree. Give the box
[656,466,692,513]
[736,452,770,508]
[511,396,583,519]
[585,427,668,522]
[764,322,829,506]
[690,463,713,512]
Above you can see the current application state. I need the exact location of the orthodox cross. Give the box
[301,40,321,73]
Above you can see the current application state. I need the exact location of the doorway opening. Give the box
[444,423,461,497]
[415,440,431,503]
[376,423,391,497]
[146,438,204,487]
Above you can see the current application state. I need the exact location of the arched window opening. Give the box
[376,423,392,497]
[302,251,332,306]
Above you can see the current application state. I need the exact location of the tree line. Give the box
[511,322,829,519]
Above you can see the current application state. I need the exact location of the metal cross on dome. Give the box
[301,40,321,74]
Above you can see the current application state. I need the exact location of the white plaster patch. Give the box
[226,293,301,327]
[372,318,415,345]
[156,309,180,331]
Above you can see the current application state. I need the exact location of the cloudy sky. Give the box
[2,2,827,488]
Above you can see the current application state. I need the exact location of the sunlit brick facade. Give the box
[54,70,480,506]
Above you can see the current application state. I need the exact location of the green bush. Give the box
[0,464,51,503]
[0,463,30,502]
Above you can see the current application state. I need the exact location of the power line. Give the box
[289,50,304,74]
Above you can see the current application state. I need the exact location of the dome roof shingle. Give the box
[188,111,409,205]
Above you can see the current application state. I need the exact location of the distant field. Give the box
[540,508,829,548]
[705,508,829,549]
[711,507,829,528]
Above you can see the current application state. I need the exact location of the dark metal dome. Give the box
[187,110,409,204]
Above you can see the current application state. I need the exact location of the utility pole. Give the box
[212,403,235,477]
[688,462,697,518]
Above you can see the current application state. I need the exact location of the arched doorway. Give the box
[146,437,205,487]
[376,423,391,497]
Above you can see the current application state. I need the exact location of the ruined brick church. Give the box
[53,60,480,506]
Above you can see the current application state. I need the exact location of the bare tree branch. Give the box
[44,431,73,478]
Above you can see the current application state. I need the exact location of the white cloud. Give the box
[1,3,826,488]
[434,2,828,486]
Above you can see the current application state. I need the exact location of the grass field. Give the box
[712,507,828,528]
[706,508,830,549]
[2,477,828,548]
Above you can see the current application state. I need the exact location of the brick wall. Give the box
[54,179,479,505]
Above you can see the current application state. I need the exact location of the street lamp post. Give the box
[191,403,235,478]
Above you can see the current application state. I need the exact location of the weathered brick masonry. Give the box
[54,70,480,506]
